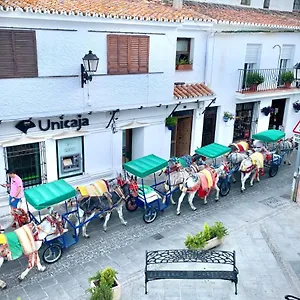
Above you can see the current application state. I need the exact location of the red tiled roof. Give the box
[185,2,300,29]
[1,1,300,29]
[0,0,213,23]
[174,83,215,99]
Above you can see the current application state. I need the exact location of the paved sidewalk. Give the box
[1,155,300,300]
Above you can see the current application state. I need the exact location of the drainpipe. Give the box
[173,0,183,9]
[273,44,282,69]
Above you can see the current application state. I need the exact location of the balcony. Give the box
[237,68,297,94]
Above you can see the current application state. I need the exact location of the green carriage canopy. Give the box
[123,154,168,178]
[25,179,76,210]
[195,143,231,158]
[252,129,285,143]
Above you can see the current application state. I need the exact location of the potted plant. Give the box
[293,101,300,113]
[281,71,294,88]
[185,222,228,250]
[223,112,234,122]
[176,58,193,71]
[165,116,177,130]
[88,267,121,300]
[261,106,275,116]
[245,71,264,91]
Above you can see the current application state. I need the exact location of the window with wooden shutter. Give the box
[0,30,38,79]
[107,35,149,75]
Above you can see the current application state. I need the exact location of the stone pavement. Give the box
[1,154,300,300]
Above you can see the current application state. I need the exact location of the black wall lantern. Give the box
[294,62,300,88]
[81,50,99,88]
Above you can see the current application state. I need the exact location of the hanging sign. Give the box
[15,120,36,134]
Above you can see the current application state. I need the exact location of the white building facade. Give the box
[0,0,300,213]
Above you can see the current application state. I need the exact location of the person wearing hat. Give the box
[1,170,24,213]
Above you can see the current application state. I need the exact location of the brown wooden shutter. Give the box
[0,31,15,78]
[128,36,139,74]
[13,31,38,77]
[107,35,119,75]
[118,35,129,74]
[0,30,37,79]
[138,36,149,74]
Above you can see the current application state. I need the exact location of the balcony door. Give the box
[269,99,286,130]
[202,107,217,146]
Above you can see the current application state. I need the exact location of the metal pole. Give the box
[291,147,300,201]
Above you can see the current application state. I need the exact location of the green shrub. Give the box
[281,71,294,84]
[245,71,264,86]
[176,58,192,65]
[101,267,117,288]
[88,284,113,300]
[165,116,178,127]
[185,222,228,250]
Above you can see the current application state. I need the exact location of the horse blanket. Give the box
[197,167,217,198]
[250,152,264,169]
[229,141,249,152]
[0,224,36,260]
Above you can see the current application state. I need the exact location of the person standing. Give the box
[1,170,24,213]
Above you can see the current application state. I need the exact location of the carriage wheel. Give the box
[219,181,231,197]
[43,244,62,264]
[143,207,157,224]
[125,198,138,211]
[269,165,279,177]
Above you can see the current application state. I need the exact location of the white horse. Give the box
[0,215,62,289]
[276,138,295,165]
[226,152,249,183]
[239,152,264,192]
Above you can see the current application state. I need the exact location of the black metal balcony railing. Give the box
[237,68,296,93]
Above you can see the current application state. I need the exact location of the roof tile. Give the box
[174,83,215,99]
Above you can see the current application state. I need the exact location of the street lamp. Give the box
[294,62,300,88]
[81,50,99,88]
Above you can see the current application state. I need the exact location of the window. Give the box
[176,38,191,64]
[0,30,38,79]
[278,45,295,86]
[242,44,261,88]
[56,137,84,179]
[4,142,46,188]
[263,0,270,8]
[107,35,149,75]
[294,0,300,10]
[241,0,251,5]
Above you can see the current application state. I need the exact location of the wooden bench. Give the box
[145,249,239,295]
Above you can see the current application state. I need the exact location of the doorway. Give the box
[269,99,286,130]
[233,103,254,141]
[170,110,193,157]
[202,107,217,146]
[122,129,132,164]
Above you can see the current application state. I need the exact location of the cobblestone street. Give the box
[1,154,300,300]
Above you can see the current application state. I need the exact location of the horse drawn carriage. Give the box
[194,143,232,197]
[123,154,176,223]
[252,129,292,177]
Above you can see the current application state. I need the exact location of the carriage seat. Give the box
[138,185,161,203]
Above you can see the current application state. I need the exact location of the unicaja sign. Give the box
[15,115,90,133]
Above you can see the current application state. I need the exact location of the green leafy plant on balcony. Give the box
[281,71,294,84]
[245,71,264,86]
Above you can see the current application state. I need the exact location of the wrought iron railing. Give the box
[237,68,296,93]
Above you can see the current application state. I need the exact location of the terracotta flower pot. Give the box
[250,84,258,91]
[176,64,193,71]
[284,82,292,88]
[203,237,223,250]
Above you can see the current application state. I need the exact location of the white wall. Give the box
[207,31,300,144]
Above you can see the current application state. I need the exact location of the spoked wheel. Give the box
[125,198,138,211]
[219,181,231,197]
[269,164,279,177]
[143,207,157,224]
[43,244,62,264]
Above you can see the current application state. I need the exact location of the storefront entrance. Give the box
[202,107,217,146]
[269,99,286,130]
[122,129,132,164]
[233,103,254,141]
[4,142,47,188]
[170,110,193,157]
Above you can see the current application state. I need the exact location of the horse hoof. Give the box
[288,162,291,165]
[18,276,23,282]
[177,212,180,216]
[284,161,286,164]
[172,202,176,206]
[123,222,127,226]
[241,190,244,193]
[192,207,197,211]
[215,199,219,202]
[84,235,90,239]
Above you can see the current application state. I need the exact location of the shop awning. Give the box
[252,129,285,142]
[52,130,89,140]
[119,120,150,130]
[195,143,231,158]
[0,134,47,147]
[25,179,76,210]
[123,154,168,178]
